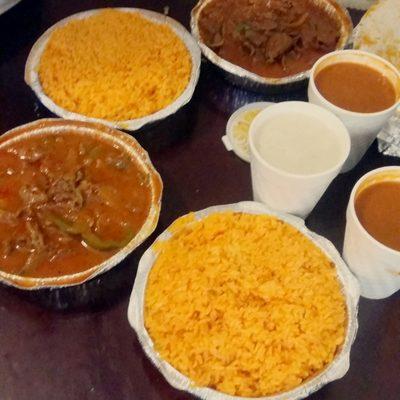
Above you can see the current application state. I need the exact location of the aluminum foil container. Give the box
[128,201,360,400]
[378,111,400,157]
[191,0,353,94]
[0,0,21,15]
[0,119,163,290]
[25,8,201,132]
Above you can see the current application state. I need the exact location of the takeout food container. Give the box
[343,167,400,299]
[249,102,351,218]
[191,0,353,93]
[25,8,201,132]
[308,49,400,172]
[128,201,360,400]
[0,119,162,290]
[222,102,272,162]
[353,0,400,70]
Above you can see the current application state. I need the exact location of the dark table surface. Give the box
[0,1,399,399]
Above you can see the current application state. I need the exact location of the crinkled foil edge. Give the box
[336,0,375,10]
[128,201,360,400]
[190,0,353,93]
[24,8,201,132]
[0,0,21,15]
[378,112,400,156]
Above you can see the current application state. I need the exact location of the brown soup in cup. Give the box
[355,180,400,252]
[314,62,397,113]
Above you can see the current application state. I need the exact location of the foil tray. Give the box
[191,0,353,94]
[0,119,163,290]
[128,201,360,400]
[25,8,201,132]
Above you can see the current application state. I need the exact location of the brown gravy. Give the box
[355,181,400,251]
[198,0,340,78]
[315,62,397,113]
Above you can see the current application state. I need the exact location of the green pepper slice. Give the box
[46,212,134,251]
[46,212,81,235]
[81,229,134,251]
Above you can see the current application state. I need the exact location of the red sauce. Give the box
[355,181,400,251]
[315,62,397,113]
[0,133,152,278]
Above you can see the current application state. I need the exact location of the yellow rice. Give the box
[38,9,192,121]
[145,212,347,397]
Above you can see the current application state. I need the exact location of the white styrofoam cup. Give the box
[308,50,400,172]
[343,167,400,299]
[249,101,350,218]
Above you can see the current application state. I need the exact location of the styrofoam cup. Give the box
[308,50,400,172]
[249,101,350,218]
[343,167,400,299]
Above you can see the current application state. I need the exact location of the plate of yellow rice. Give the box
[25,8,201,131]
[128,201,359,400]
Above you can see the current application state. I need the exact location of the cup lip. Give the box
[348,166,400,256]
[248,101,351,180]
[309,49,400,118]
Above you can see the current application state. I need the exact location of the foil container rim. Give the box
[377,111,400,156]
[0,0,21,15]
[190,0,353,88]
[0,118,163,290]
[128,201,360,400]
[24,8,201,132]
[336,0,375,10]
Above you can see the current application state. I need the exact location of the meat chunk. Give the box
[299,21,317,48]
[208,31,224,48]
[48,177,84,209]
[313,18,339,49]
[0,209,19,226]
[265,32,294,62]
[245,29,267,47]
[78,179,98,200]
[26,220,45,254]
[19,185,48,206]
